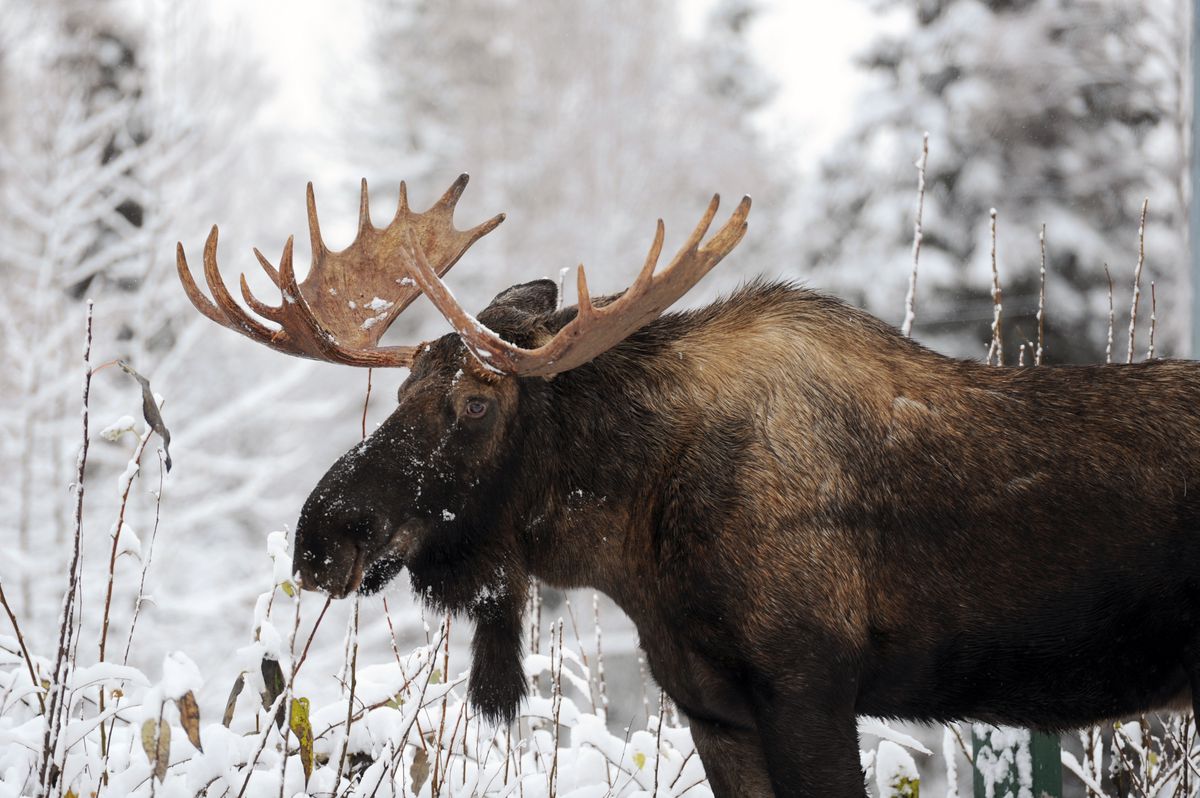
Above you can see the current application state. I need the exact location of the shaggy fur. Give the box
[294,280,1200,797]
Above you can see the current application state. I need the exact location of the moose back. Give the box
[178,176,1200,797]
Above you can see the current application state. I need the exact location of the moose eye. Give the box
[464,398,488,418]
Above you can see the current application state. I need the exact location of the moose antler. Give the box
[178,178,751,376]
[176,174,504,367]
[399,193,752,377]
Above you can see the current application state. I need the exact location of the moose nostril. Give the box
[343,544,368,596]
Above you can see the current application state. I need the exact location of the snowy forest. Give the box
[0,0,1194,796]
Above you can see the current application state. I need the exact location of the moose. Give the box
[178,176,1200,797]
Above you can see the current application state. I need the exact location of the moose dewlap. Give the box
[178,176,1200,798]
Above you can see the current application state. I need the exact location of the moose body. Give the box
[296,282,1200,796]
[179,178,1200,797]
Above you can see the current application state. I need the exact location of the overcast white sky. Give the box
[211,0,897,170]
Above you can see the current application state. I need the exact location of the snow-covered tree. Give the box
[0,2,338,674]
[798,0,1188,363]
[354,0,795,319]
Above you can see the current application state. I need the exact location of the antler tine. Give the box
[432,173,471,214]
[306,182,327,261]
[673,194,721,264]
[631,219,667,290]
[253,247,281,288]
[398,194,752,377]
[200,226,278,342]
[275,235,335,345]
[698,195,751,261]
[575,264,595,319]
[239,273,284,322]
[396,181,410,217]
[467,212,507,247]
[357,178,372,235]
[176,240,228,327]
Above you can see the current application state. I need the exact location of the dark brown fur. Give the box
[294,280,1200,797]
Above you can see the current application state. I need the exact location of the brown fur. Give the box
[294,280,1200,797]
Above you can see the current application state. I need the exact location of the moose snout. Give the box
[293,529,368,599]
[294,491,386,598]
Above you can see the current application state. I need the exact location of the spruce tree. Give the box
[799,0,1188,362]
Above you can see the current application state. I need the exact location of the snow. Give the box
[112,521,142,560]
[859,717,933,756]
[100,415,139,441]
[875,740,920,797]
[116,459,141,495]
[160,651,204,700]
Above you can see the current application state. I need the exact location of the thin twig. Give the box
[39,301,94,797]
[653,689,665,795]
[636,652,651,721]
[0,581,44,713]
[549,620,564,798]
[122,449,167,664]
[335,598,361,790]
[1127,198,1149,364]
[279,587,303,798]
[562,595,596,713]
[987,209,1003,365]
[361,368,373,440]
[901,132,929,338]
[1036,224,1046,365]
[592,593,609,725]
[1148,282,1157,359]
[1105,266,1115,365]
[98,429,155,758]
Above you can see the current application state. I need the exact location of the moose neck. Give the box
[508,292,803,609]
[506,283,950,609]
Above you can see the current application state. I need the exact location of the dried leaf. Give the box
[116,360,172,471]
[222,673,244,727]
[176,690,203,751]
[140,718,170,781]
[289,697,314,785]
[140,719,157,763]
[260,657,286,728]
[155,721,170,781]
[410,747,430,794]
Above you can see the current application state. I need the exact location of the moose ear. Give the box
[486,279,559,317]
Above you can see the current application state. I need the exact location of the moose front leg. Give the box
[687,715,774,798]
[748,680,866,797]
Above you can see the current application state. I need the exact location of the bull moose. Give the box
[177,176,1200,797]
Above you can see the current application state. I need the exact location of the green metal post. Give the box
[972,727,1062,798]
